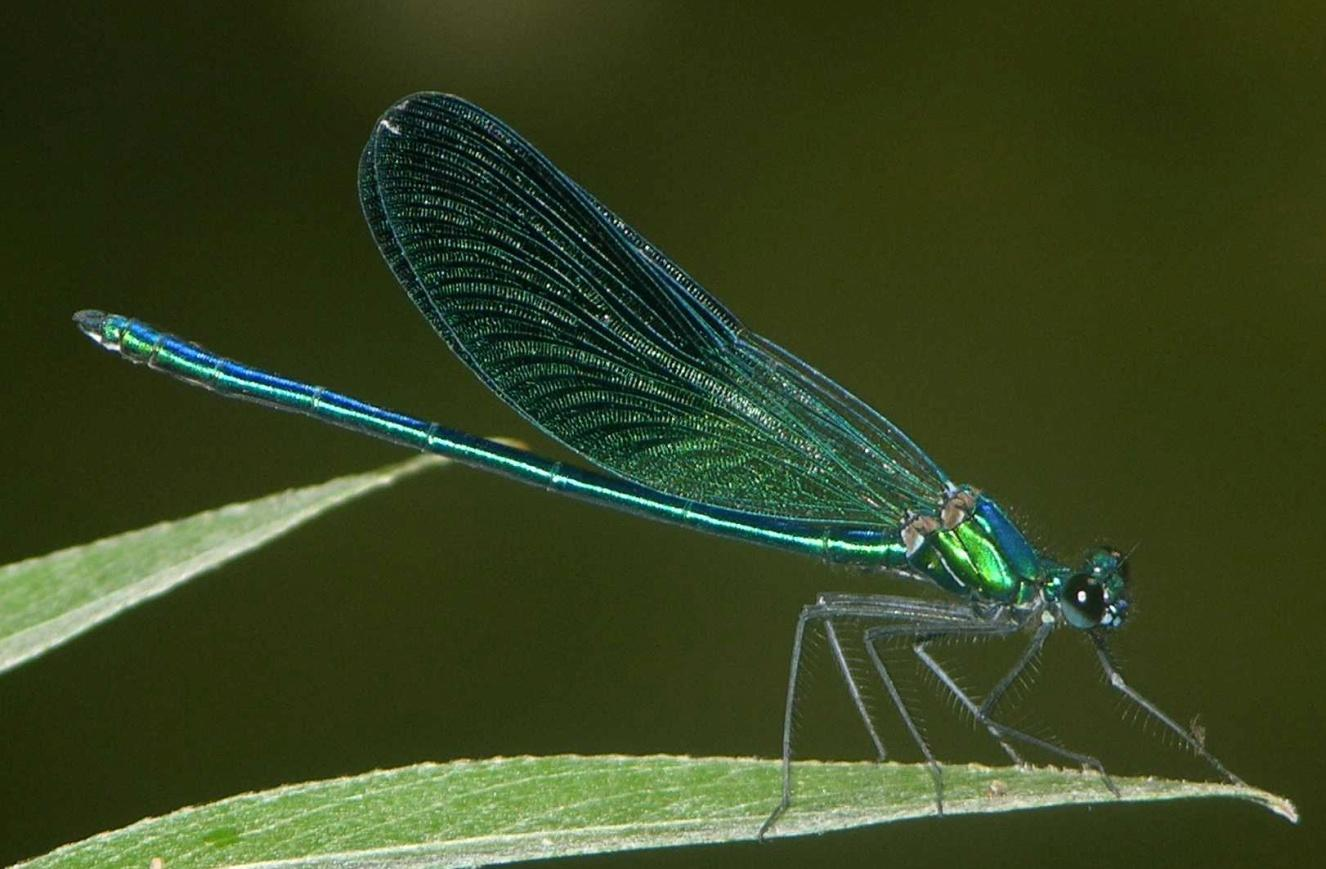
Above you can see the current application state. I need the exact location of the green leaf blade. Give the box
[0,455,445,674]
[19,755,1297,868]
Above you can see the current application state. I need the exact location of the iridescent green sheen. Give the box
[972,498,1040,581]
[952,521,1020,601]
[914,522,1016,602]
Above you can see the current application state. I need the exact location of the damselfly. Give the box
[74,93,1241,834]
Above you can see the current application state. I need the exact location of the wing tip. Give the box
[370,92,484,142]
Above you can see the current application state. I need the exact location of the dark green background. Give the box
[2,2,1321,866]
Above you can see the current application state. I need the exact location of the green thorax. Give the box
[904,489,1042,605]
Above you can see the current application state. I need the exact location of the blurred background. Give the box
[2,2,1321,866]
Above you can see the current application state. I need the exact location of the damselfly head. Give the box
[1058,546,1129,630]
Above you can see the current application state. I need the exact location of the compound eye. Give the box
[1062,572,1106,629]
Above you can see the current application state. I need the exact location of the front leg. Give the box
[1091,634,1245,786]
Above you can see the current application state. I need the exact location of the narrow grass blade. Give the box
[19,754,1297,868]
[0,455,446,674]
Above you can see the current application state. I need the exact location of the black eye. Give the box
[1062,572,1106,629]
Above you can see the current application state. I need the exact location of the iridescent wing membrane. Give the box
[359,93,948,527]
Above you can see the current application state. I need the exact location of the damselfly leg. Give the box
[760,593,1119,837]
[980,619,1053,719]
[1090,634,1245,786]
[822,620,888,762]
[762,594,1033,837]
